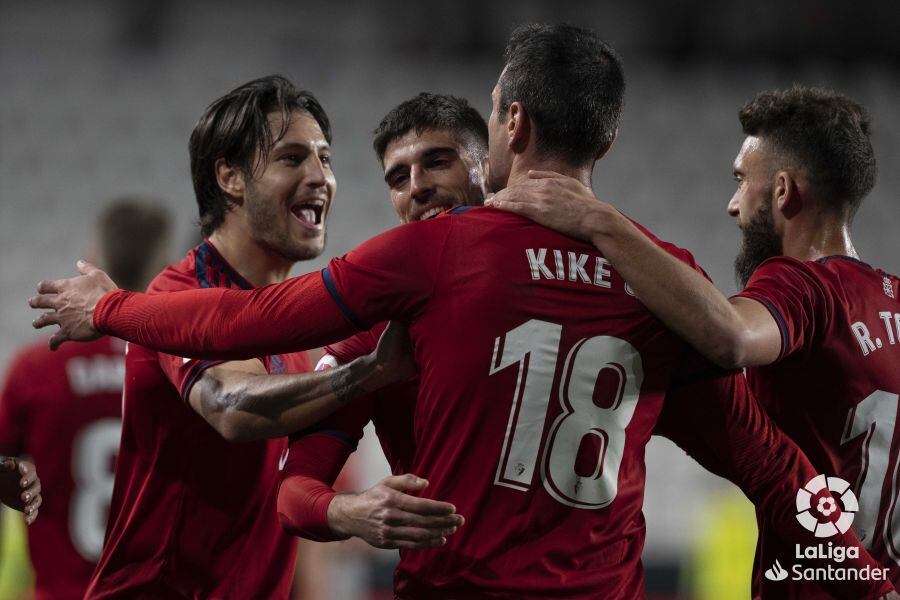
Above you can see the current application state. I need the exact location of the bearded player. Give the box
[47,76,416,599]
[28,30,897,599]
[488,86,900,598]
[0,199,170,599]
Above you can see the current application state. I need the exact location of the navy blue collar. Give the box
[194,240,255,290]
[816,255,873,270]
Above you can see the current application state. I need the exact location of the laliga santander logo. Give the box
[795,474,858,538]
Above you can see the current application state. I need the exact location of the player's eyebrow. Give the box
[383,146,459,183]
[420,146,457,160]
[383,163,407,183]
[272,140,330,153]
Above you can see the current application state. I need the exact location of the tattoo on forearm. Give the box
[330,367,366,404]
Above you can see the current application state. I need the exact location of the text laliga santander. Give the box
[790,543,890,581]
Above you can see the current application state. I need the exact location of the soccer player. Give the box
[0,199,169,599]
[28,31,897,599]
[487,86,900,597]
[279,92,486,549]
[47,76,411,599]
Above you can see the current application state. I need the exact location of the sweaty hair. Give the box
[498,23,625,166]
[189,75,332,237]
[739,86,876,219]
[97,199,172,291]
[373,92,488,164]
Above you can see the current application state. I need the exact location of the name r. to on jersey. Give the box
[851,311,900,356]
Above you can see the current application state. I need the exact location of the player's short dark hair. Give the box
[498,24,625,166]
[739,86,876,219]
[189,75,332,237]
[373,93,488,165]
[97,198,172,291]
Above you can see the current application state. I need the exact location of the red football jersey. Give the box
[0,337,124,600]
[85,241,307,599]
[328,208,694,597]
[738,255,900,598]
[91,211,892,598]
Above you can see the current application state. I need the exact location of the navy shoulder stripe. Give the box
[321,267,365,330]
[747,294,789,360]
[448,205,475,215]
[180,359,224,399]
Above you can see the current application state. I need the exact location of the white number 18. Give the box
[489,319,644,509]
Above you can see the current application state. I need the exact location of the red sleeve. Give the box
[276,400,373,542]
[156,351,228,401]
[320,220,449,330]
[660,371,893,599]
[0,352,29,456]
[734,256,830,361]
[93,223,448,361]
[94,271,356,361]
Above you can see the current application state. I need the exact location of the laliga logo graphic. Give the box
[764,559,789,582]
[795,474,858,537]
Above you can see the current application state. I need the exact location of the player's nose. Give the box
[303,156,328,189]
[410,165,434,204]
[727,194,740,218]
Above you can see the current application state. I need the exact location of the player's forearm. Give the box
[93,272,356,360]
[585,205,755,368]
[200,356,388,442]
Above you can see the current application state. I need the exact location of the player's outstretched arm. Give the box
[0,458,41,525]
[487,171,781,368]
[31,262,356,360]
[190,323,417,442]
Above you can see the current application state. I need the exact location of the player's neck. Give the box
[207,228,294,287]
[506,159,592,189]
[782,212,858,263]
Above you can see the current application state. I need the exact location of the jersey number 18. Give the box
[489,319,644,509]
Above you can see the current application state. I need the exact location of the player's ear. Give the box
[215,158,246,203]
[506,102,530,154]
[775,170,802,219]
[596,130,617,161]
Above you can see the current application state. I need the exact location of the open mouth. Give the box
[414,205,451,222]
[290,201,325,229]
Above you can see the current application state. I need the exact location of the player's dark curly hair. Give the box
[189,75,332,237]
[373,93,488,165]
[499,24,625,166]
[739,86,876,220]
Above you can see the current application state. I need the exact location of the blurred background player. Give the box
[488,86,900,597]
[0,199,171,600]
[279,93,487,596]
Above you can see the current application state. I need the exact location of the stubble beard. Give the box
[734,197,783,289]
[245,184,325,264]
